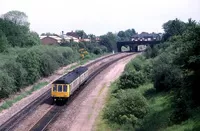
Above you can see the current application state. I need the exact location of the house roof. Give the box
[66,31,79,39]
[62,34,79,40]
[40,35,62,43]
[40,35,62,40]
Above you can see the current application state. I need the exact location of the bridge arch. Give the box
[117,40,161,52]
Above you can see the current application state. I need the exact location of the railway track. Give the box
[28,53,134,131]
[0,52,126,131]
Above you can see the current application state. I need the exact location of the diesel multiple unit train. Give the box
[51,66,89,101]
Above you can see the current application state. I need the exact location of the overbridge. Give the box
[117,40,161,52]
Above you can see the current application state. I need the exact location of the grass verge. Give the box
[94,81,119,131]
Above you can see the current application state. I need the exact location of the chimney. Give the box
[61,31,64,39]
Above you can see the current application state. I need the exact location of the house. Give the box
[65,31,90,42]
[60,31,79,42]
[40,35,62,45]
[131,32,162,41]
[61,34,80,43]
[66,31,79,39]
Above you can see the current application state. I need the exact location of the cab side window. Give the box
[63,85,67,92]
[53,85,57,91]
[58,85,62,92]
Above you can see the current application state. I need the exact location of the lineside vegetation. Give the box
[100,18,200,131]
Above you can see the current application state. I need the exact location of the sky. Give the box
[0,0,200,36]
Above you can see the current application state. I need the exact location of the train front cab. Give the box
[51,84,70,101]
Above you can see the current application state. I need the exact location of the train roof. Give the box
[53,66,88,84]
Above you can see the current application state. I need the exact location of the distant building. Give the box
[40,31,96,45]
[61,34,80,43]
[40,35,62,45]
[79,38,91,42]
[131,32,162,41]
[66,31,79,39]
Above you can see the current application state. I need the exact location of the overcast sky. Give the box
[0,0,199,36]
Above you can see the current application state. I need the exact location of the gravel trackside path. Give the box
[47,54,138,131]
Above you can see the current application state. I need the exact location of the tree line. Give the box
[0,11,40,52]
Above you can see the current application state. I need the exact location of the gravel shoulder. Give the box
[47,54,138,131]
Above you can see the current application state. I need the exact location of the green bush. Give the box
[125,56,144,72]
[93,47,102,55]
[118,71,146,89]
[16,48,41,84]
[0,71,15,98]
[0,30,8,52]
[142,59,153,81]
[16,45,78,84]
[2,60,27,88]
[152,60,183,92]
[100,45,108,53]
[40,54,59,77]
[144,45,160,59]
[103,89,148,127]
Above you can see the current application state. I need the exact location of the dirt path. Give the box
[48,54,138,131]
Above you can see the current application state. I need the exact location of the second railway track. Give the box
[29,53,134,131]
[0,52,134,131]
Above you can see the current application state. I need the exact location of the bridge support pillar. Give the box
[117,43,122,52]
[130,44,138,52]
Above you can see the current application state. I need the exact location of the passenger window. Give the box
[58,85,62,92]
[53,85,57,91]
[63,85,67,92]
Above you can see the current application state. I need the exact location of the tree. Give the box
[103,89,148,127]
[25,31,41,46]
[99,32,118,52]
[117,29,136,41]
[2,10,30,27]
[162,18,186,41]
[0,30,8,52]
[117,31,127,41]
[41,32,57,36]
[88,34,96,42]
[0,12,40,47]
[125,29,136,38]
[75,30,87,39]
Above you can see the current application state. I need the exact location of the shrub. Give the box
[2,60,27,88]
[40,54,59,77]
[0,71,15,98]
[118,71,146,89]
[152,61,183,92]
[16,48,41,84]
[100,45,108,53]
[0,30,8,52]
[130,57,143,71]
[144,45,159,59]
[93,47,102,55]
[125,55,147,74]
[142,59,153,81]
[103,89,148,127]
[16,45,77,84]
